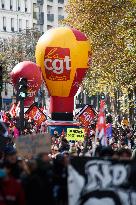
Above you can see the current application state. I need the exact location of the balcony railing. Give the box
[47,14,54,22]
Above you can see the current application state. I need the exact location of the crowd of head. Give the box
[49,123,136,161]
[0,111,136,205]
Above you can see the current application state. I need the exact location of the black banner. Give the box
[68,157,136,205]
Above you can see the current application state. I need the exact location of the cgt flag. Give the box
[76,105,96,133]
[95,100,107,146]
[25,104,46,126]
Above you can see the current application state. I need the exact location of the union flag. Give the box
[25,104,47,126]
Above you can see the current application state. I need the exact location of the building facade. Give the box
[0,0,67,109]
[0,0,67,37]
[0,0,35,38]
[33,0,67,33]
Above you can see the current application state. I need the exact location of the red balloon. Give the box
[10,61,42,107]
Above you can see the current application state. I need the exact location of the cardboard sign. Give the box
[25,104,46,126]
[15,133,51,157]
[67,128,84,142]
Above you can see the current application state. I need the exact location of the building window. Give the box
[26,20,29,28]
[47,25,53,30]
[10,0,13,10]
[33,23,37,29]
[58,15,64,20]
[19,19,22,31]
[58,7,63,14]
[47,14,54,22]
[18,0,21,11]
[11,18,14,32]
[47,5,52,14]
[1,0,5,9]
[25,0,27,12]
[58,0,64,4]
[3,17,6,31]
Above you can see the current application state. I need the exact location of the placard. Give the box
[67,128,84,142]
[15,133,51,157]
[68,158,136,205]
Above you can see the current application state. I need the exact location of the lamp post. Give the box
[18,78,27,134]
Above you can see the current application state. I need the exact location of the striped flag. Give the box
[9,103,16,117]
[95,100,107,146]
[15,102,20,117]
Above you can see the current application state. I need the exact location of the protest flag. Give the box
[15,102,20,117]
[94,100,107,147]
[106,123,112,139]
[25,103,47,126]
[9,103,16,117]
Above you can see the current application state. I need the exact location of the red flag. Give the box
[9,103,16,117]
[15,102,20,117]
[76,105,96,133]
[2,113,8,122]
[95,100,107,146]
[25,104,47,126]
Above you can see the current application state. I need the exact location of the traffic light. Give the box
[101,92,105,100]
[0,66,3,92]
[18,78,27,99]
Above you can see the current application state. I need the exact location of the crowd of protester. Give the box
[0,111,136,204]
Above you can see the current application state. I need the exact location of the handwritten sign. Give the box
[15,133,51,157]
[67,128,84,142]
[69,158,136,205]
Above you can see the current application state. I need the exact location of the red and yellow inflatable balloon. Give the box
[35,27,92,120]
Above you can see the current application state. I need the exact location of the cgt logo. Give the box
[44,47,71,81]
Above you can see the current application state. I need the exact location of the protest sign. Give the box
[15,133,51,157]
[67,128,84,142]
[68,157,136,205]
[25,104,46,126]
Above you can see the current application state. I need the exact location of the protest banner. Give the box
[15,133,51,157]
[67,128,84,142]
[25,103,46,126]
[76,105,97,133]
[68,157,136,205]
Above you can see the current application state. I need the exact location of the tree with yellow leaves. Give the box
[0,29,41,81]
[63,0,136,122]
[63,0,136,95]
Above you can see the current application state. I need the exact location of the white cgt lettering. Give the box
[44,56,71,74]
